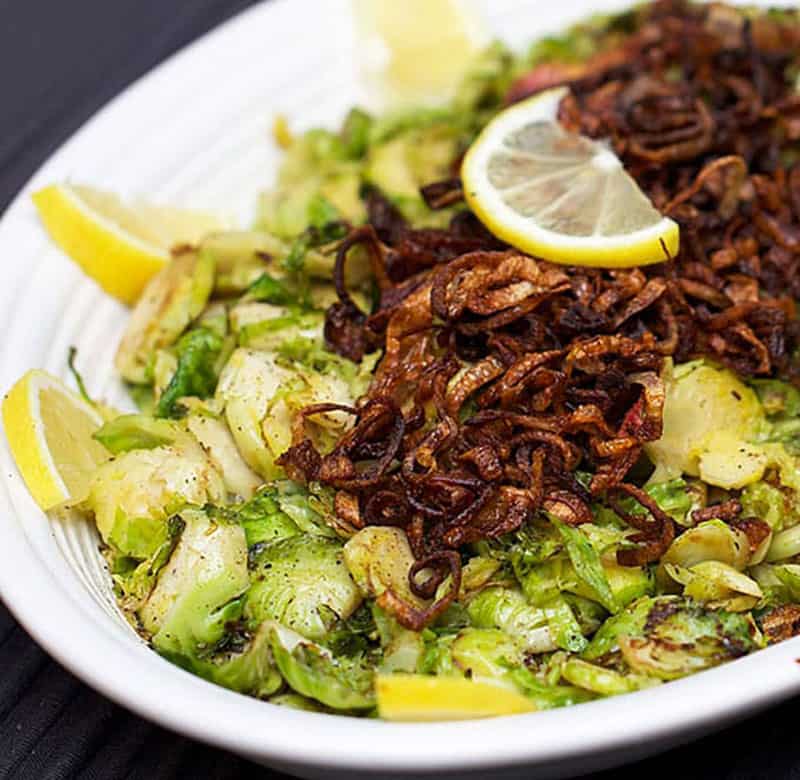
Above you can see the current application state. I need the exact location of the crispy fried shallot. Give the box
[288,0,800,627]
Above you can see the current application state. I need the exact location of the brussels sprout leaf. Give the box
[156,327,223,418]
[554,520,617,613]
[94,414,176,454]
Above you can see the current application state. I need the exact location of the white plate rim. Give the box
[1,0,800,775]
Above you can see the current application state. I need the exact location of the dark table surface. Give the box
[2,1,800,778]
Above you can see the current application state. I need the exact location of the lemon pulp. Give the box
[354,0,485,105]
[461,87,679,267]
[33,184,227,304]
[3,370,108,509]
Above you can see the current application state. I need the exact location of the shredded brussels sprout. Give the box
[55,1,800,720]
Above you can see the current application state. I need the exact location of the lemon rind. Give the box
[375,674,536,721]
[2,370,104,510]
[33,185,169,305]
[461,87,680,268]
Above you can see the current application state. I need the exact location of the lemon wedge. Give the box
[462,87,680,267]
[376,674,536,721]
[354,0,485,104]
[32,184,227,305]
[2,370,109,510]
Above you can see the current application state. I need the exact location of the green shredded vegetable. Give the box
[28,1,800,722]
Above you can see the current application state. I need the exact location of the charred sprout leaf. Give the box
[741,481,794,531]
[111,515,183,613]
[452,41,516,119]
[696,438,770,491]
[418,633,458,676]
[128,384,156,415]
[600,564,654,609]
[308,194,342,231]
[763,420,800,453]
[321,603,377,658]
[196,301,229,338]
[269,623,375,710]
[372,604,424,674]
[274,480,339,538]
[85,431,225,558]
[275,336,339,369]
[665,561,762,611]
[274,335,376,388]
[466,587,555,654]
[283,236,311,274]
[93,414,177,454]
[565,594,608,637]
[554,520,617,613]
[508,520,563,577]
[583,597,654,661]
[281,196,347,275]
[231,485,300,548]
[185,410,261,501]
[166,621,282,698]
[115,252,215,385]
[156,327,224,419]
[543,597,588,653]
[460,555,503,596]
[340,108,373,159]
[106,513,171,562]
[215,348,294,479]
[660,520,749,574]
[257,126,364,239]
[619,635,726,681]
[344,526,421,604]
[514,557,575,615]
[561,658,657,696]
[644,479,695,525]
[274,338,380,407]
[216,346,359,483]
[199,230,282,296]
[585,596,758,679]
[507,666,595,709]
[269,692,329,712]
[367,105,460,146]
[768,564,800,601]
[245,535,362,640]
[598,483,694,530]
[237,309,322,349]
[246,272,297,306]
[139,508,250,658]
[450,627,522,678]
[766,524,800,562]
[751,379,800,419]
[433,602,470,636]
[365,123,461,223]
[152,349,178,400]
[645,361,765,484]
[757,603,800,645]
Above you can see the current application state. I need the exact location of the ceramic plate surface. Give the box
[1,1,799,778]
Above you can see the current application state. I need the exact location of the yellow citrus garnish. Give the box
[462,87,679,268]
[2,370,109,510]
[33,184,227,304]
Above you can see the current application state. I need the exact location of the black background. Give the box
[1,1,800,778]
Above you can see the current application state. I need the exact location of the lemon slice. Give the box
[462,87,680,267]
[32,184,227,305]
[376,674,536,721]
[354,0,485,104]
[2,370,109,510]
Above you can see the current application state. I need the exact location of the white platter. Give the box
[1,1,799,778]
